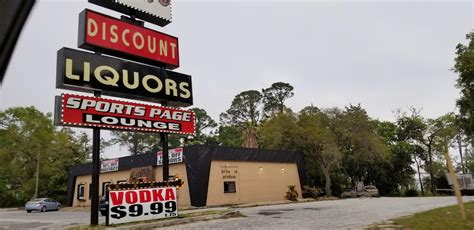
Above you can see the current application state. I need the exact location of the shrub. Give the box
[285,185,299,201]
[302,186,319,198]
[405,188,419,197]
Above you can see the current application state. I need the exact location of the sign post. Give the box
[444,144,466,220]
[90,91,101,225]
[54,0,193,226]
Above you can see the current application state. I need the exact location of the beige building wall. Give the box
[73,170,132,207]
[154,164,191,207]
[72,163,191,207]
[206,161,302,206]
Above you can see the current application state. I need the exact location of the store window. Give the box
[77,184,85,200]
[224,181,236,193]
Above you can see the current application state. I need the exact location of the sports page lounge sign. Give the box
[56,48,192,107]
[79,9,179,69]
[55,94,195,135]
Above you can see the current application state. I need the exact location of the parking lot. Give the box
[0,208,105,229]
[1,197,473,229]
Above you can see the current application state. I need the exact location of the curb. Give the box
[108,211,241,229]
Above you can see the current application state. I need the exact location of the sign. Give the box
[54,94,196,135]
[108,187,177,225]
[101,159,119,173]
[56,47,193,107]
[157,148,183,166]
[88,0,171,27]
[79,9,179,69]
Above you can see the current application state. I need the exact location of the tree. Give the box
[296,110,341,196]
[0,107,89,206]
[258,112,299,150]
[299,105,320,116]
[220,90,264,148]
[333,105,388,186]
[396,112,427,195]
[215,125,243,147]
[372,121,416,195]
[262,82,294,116]
[453,32,474,144]
[110,131,161,156]
[422,113,457,194]
[189,107,217,144]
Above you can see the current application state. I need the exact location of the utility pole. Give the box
[33,155,39,199]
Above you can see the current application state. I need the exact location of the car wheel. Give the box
[26,210,32,213]
[57,205,61,211]
[41,206,47,212]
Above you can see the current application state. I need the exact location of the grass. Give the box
[389,201,474,230]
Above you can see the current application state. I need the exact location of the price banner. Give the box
[108,187,177,225]
[157,148,183,166]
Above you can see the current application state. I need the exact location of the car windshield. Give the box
[31,199,44,202]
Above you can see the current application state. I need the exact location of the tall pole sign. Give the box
[54,0,194,226]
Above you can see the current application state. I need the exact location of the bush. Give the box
[405,188,419,197]
[285,185,299,201]
[302,186,319,198]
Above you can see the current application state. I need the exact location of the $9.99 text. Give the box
[110,201,177,219]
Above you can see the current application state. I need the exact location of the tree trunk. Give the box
[322,167,332,197]
[458,136,465,174]
[427,145,436,195]
[414,155,424,196]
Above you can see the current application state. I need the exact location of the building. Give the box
[67,145,305,207]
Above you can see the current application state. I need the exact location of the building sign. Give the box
[56,48,193,107]
[54,94,195,135]
[220,165,239,180]
[88,0,171,27]
[79,9,179,69]
[101,159,119,173]
[157,148,183,166]
[108,187,177,225]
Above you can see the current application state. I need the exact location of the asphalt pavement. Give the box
[0,197,472,229]
[161,197,474,230]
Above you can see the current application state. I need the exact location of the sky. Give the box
[0,0,473,159]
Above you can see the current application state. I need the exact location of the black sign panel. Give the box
[56,48,192,107]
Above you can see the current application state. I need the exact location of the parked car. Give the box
[363,185,380,197]
[341,188,356,198]
[99,195,108,216]
[25,198,61,213]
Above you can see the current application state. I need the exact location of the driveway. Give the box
[162,197,474,230]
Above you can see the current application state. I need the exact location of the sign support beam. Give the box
[161,101,169,181]
[90,90,101,226]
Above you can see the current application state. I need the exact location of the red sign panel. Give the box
[108,187,177,225]
[78,9,179,69]
[55,94,195,135]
